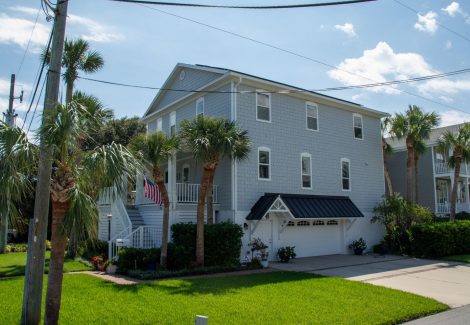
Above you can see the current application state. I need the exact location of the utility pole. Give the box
[4,74,21,127]
[21,1,68,324]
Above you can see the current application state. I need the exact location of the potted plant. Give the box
[248,238,270,268]
[349,238,367,255]
[260,251,269,268]
[277,246,296,263]
[106,261,118,274]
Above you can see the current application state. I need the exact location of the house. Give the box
[387,123,470,216]
[99,63,388,260]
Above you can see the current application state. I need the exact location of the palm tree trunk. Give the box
[383,147,393,196]
[406,139,415,202]
[44,200,70,325]
[414,153,419,203]
[0,213,7,253]
[196,163,214,267]
[154,167,170,269]
[65,82,74,104]
[206,169,216,225]
[450,157,462,222]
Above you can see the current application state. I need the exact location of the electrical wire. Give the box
[109,0,376,10]
[27,73,47,133]
[136,4,470,114]
[16,4,42,77]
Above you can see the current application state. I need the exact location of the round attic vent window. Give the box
[179,70,186,80]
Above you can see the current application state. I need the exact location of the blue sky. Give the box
[1,0,470,133]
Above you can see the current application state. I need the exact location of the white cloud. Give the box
[440,110,470,127]
[417,78,470,95]
[9,6,39,16]
[442,2,461,16]
[68,14,124,43]
[334,23,356,37]
[352,94,363,101]
[445,40,452,49]
[414,11,438,34]
[328,42,435,94]
[0,14,50,52]
[439,96,454,103]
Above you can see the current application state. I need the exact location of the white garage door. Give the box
[275,220,343,258]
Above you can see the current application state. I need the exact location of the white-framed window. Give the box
[353,113,363,139]
[327,220,338,225]
[256,91,271,122]
[287,221,295,227]
[341,158,351,191]
[196,97,204,117]
[297,220,310,226]
[258,147,271,180]
[182,164,190,183]
[164,169,168,184]
[301,153,312,189]
[306,102,319,131]
[312,220,325,226]
[169,111,176,136]
[157,117,163,132]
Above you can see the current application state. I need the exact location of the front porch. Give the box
[435,176,470,215]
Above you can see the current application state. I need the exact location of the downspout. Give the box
[231,77,242,222]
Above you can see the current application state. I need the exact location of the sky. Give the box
[1,0,470,135]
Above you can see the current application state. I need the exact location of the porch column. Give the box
[466,177,470,212]
[135,173,144,206]
[168,153,177,209]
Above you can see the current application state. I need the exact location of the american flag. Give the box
[143,177,163,205]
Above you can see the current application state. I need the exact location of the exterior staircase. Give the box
[126,206,145,231]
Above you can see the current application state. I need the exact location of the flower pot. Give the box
[261,259,269,268]
[106,264,117,274]
[353,248,364,256]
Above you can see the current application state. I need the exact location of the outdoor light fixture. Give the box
[107,213,112,241]
[243,223,248,230]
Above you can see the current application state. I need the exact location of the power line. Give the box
[27,73,47,133]
[16,4,42,77]
[77,67,470,93]
[109,0,376,9]
[393,0,470,44]
[136,4,470,114]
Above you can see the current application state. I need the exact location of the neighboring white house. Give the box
[387,123,470,216]
[100,63,388,260]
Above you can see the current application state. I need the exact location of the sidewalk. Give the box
[404,305,470,325]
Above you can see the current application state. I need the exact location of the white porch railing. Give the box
[108,195,132,259]
[127,226,162,249]
[176,183,218,203]
[435,161,450,174]
[437,203,450,214]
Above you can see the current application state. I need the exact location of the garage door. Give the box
[275,220,343,258]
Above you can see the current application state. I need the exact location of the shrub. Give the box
[455,211,470,220]
[78,239,109,260]
[372,193,433,253]
[277,246,296,263]
[411,220,470,258]
[349,238,367,251]
[171,222,243,267]
[9,243,28,253]
[372,242,388,255]
[117,247,160,273]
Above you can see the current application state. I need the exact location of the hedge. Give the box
[171,222,244,267]
[411,221,470,258]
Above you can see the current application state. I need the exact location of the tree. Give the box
[0,123,37,253]
[180,116,250,266]
[43,38,104,103]
[390,105,440,202]
[129,132,178,268]
[39,101,141,324]
[381,117,393,196]
[437,124,470,221]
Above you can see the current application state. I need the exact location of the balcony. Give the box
[435,161,450,174]
[437,203,449,214]
[176,183,218,204]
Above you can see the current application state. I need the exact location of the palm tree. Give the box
[381,117,393,196]
[43,38,104,103]
[0,123,37,253]
[390,105,440,202]
[129,132,178,269]
[437,124,470,221]
[180,116,250,267]
[39,101,141,324]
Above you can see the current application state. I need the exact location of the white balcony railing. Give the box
[437,203,450,214]
[176,183,218,204]
[435,161,450,174]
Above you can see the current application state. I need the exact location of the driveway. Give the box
[270,254,470,308]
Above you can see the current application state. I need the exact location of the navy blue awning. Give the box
[246,193,364,221]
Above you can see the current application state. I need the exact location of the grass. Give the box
[0,272,447,324]
[446,254,470,263]
[0,252,91,277]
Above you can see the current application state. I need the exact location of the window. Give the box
[182,164,190,183]
[312,220,325,226]
[327,220,338,225]
[341,158,351,191]
[297,220,310,226]
[164,170,168,184]
[258,147,271,180]
[157,118,162,132]
[287,221,295,227]
[353,114,363,139]
[196,97,204,117]
[169,111,176,136]
[256,91,271,122]
[306,102,318,131]
[301,153,312,189]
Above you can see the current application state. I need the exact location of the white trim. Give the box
[432,146,438,214]
[305,102,319,132]
[353,113,364,140]
[169,111,176,136]
[341,158,351,191]
[258,146,271,181]
[300,152,312,189]
[256,90,271,123]
[196,97,204,116]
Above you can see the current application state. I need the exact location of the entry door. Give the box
[437,180,449,211]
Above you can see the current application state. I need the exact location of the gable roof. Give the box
[246,193,364,220]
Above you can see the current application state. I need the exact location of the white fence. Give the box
[434,161,450,174]
[176,183,218,203]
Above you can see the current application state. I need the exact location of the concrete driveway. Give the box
[270,254,470,308]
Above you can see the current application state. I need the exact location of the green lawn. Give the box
[446,255,470,263]
[0,272,447,324]
[0,252,91,277]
